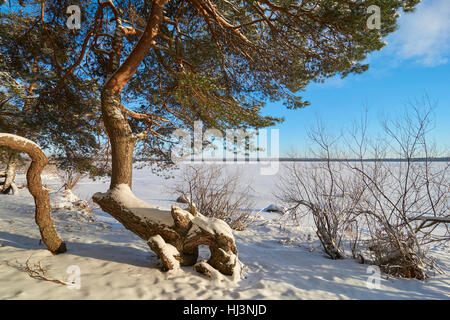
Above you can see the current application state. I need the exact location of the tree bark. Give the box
[0,133,66,254]
[101,90,135,189]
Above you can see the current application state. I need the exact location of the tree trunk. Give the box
[101,90,135,189]
[91,0,239,277]
[94,90,239,277]
[93,186,239,276]
[0,133,67,254]
[2,149,19,194]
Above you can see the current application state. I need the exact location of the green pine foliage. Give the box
[0,8,108,179]
[1,0,420,166]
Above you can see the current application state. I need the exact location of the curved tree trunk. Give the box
[0,133,67,254]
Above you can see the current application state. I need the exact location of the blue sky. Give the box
[264,0,450,156]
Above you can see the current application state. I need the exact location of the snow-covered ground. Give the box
[0,163,449,299]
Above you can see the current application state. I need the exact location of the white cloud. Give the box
[389,0,450,66]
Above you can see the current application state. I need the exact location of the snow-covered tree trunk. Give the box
[93,185,239,277]
[0,133,66,253]
[1,149,19,195]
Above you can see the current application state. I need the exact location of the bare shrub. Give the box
[57,168,85,191]
[277,100,449,278]
[348,103,449,279]
[276,124,361,259]
[174,164,255,231]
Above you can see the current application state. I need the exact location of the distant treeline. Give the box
[131,157,450,163]
[277,157,450,162]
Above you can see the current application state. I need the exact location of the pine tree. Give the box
[1,0,421,274]
[0,8,108,193]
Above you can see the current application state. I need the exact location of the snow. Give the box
[49,189,95,224]
[50,189,82,209]
[190,213,235,240]
[194,261,230,283]
[0,163,449,299]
